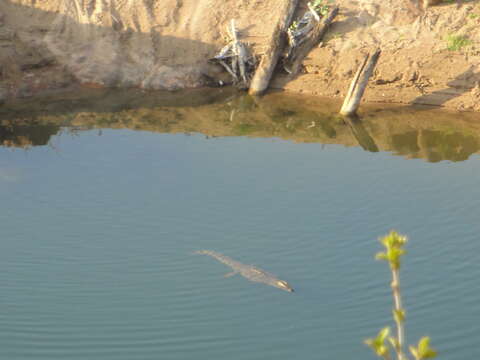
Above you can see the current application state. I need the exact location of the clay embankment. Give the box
[1,0,480,111]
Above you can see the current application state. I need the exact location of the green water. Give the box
[1,89,480,360]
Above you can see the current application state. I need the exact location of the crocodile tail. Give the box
[194,250,208,255]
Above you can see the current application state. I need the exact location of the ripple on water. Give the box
[1,109,480,360]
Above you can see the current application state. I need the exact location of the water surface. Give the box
[1,89,479,360]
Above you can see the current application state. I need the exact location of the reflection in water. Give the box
[0,122,60,148]
[1,87,480,162]
[390,129,479,163]
[420,130,479,163]
[343,117,379,153]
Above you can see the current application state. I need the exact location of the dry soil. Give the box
[1,0,480,111]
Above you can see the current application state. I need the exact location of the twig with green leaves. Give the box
[308,0,333,17]
[365,231,437,360]
[284,0,336,73]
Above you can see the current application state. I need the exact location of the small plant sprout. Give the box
[445,34,473,51]
[365,231,437,360]
[308,0,333,17]
[365,327,392,360]
[289,20,299,32]
[409,337,437,360]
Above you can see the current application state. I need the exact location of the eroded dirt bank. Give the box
[1,0,480,111]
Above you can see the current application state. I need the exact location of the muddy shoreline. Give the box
[1,0,480,111]
[2,87,480,162]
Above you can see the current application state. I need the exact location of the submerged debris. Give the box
[210,19,256,89]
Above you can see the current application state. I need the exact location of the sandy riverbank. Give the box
[1,0,479,111]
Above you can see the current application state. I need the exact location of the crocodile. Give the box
[195,250,294,293]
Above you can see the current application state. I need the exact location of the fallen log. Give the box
[340,48,381,116]
[284,6,339,76]
[249,0,299,96]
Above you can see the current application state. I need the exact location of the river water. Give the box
[1,88,479,360]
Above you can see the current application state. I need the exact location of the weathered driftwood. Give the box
[284,6,339,76]
[229,19,249,87]
[286,7,318,54]
[248,0,299,96]
[211,19,254,88]
[340,48,381,116]
[307,2,321,22]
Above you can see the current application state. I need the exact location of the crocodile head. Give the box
[276,280,294,292]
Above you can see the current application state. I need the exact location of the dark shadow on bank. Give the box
[412,66,479,108]
[0,0,226,97]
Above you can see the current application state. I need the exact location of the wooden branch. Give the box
[229,19,238,42]
[229,19,249,87]
[218,59,238,81]
[249,0,299,96]
[284,6,339,76]
[391,269,407,360]
[340,48,381,116]
[237,42,248,86]
[229,20,239,80]
[307,3,321,21]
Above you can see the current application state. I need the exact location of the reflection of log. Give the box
[284,6,339,76]
[340,48,381,116]
[249,0,299,96]
[343,116,379,152]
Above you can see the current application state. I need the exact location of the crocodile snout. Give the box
[277,280,294,292]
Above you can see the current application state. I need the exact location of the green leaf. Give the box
[375,252,388,261]
[410,337,437,360]
[418,337,437,359]
[418,337,430,354]
[422,349,438,359]
[378,345,388,357]
[378,231,408,269]
[378,327,390,342]
[365,327,391,357]
[393,309,405,323]
[379,230,408,249]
